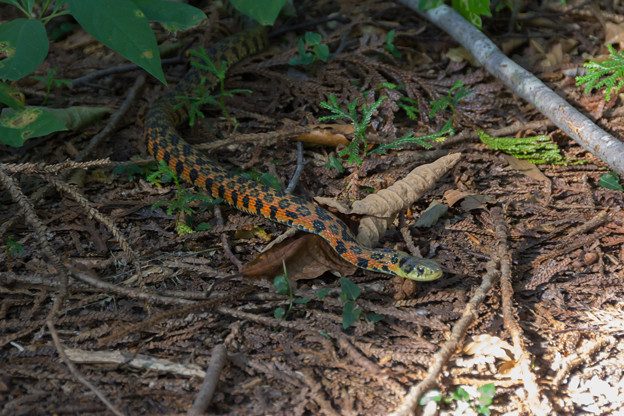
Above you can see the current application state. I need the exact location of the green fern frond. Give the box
[576,44,624,101]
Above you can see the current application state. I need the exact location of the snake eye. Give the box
[416,266,425,275]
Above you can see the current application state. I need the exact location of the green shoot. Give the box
[176,47,251,127]
[319,93,386,165]
[146,161,217,233]
[478,131,566,164]
[419,384,496,415]
[273,263,311,319]
[5,235,24,257]
[325,155,345,173]
[398,96,420,120]
[576,44,624,101]
[370,121,454,155]
[33,68,72,103]
[429,80,470,118]
[289,32,329,66]
[385,29,401,58]
[339,277,382,328]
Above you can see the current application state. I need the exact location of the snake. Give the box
[144,26,442,281]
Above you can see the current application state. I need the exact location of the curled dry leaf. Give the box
[354,153,461,247]
[242,233,356,280]
[295,124,352,147]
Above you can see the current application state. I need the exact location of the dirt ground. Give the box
[1,1,623,415]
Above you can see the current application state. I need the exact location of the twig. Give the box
[188,344,228,416]
[76,75,146,162]
[0,166,68,290]
[1,158,113,174]
[70,56,184,88]
[390,259,500,416]
[213,206,243,271]
[551,336,615,387]
[64,347,206,378]
[399,1,624,176]
[285,141,305,194]
[491,207,553,415]
[47,318,125,416]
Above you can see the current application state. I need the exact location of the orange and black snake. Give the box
[144,26,442,281]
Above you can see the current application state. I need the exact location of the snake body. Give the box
[144,27,442,281]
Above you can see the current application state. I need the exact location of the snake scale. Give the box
[144,26,442,281]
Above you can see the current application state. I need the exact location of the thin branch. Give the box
[47,319,125,416]
[390,260,500,416]
[285,141,305,194]
[491,207,553,416]
[188,344,228,416]
[399,1,624,176]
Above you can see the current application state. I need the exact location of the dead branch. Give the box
[390,259,500,416]
[188,344,228,416]
[47,319,125,416]
[491,207,553,415]
[398,1,624,177]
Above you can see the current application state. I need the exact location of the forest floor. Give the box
[1,0,623,415]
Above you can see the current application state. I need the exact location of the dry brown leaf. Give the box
[500,154,549,183]
[351,153,462,217]
[605,22,624,48]
[353,153,461,247]
[443,189,471,207]
[242,234,356,280]
[296,129,350,147]
[463,334,514,361]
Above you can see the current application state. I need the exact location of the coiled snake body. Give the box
[144,27,442,281]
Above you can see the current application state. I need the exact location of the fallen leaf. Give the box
[501,154,549,183]
[242,233,356,280]
[414,201,448,228]
[464,334,514,361]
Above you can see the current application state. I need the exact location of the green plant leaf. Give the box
[477,383,496,406]
[133,0,206,32]
[451,0,492,28]
[293,297,311,304]
[0,106,66,147]
[451,386,470,401]
[339,277,361,301]
[325,155,345,173]
[274,307,286,319]
[0,82,23,109]
[273,274,290,296]
[65,0,166,84]
[418,0,444,11]
[342,300,362,329]
[365,312,384,323]
[598,172,624,190]
[229,0,286,25]
[0,19,48,81]
[45,106,111,130]
[315,288,331,299]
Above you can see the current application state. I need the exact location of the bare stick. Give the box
[47,318,125,416]
[491,207,553,415]
[398,1,624,176]
[390,260,500,416]
[188,344,228,416]
[285,141,305,194]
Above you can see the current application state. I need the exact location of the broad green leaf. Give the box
[273,274,290,295]
[598,172,624,191]
[0,82,24,109]
[451,386,470,401]
[0,19,48,81]
[418,0,444,11]
[315,288,331,299]
[342,300,362,329]
[229,0,286,25]
[365,312,384,323]
[44,106,111,130]
[339,277,361,301]
[274,307,286,319]
[65,0,166,84]
[133,0,206,32]
[0,106,66,147]
[477,383,496,406]
[293,296,311,304]
[451,0,492,28]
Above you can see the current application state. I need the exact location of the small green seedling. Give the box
[5,235,24,257]
[419,384,496,415]
[385,29,401,58]
[577,44,624,101]
[33,68,71,103]
[429,80,470,118]
[289,32,329,66]
[146,161,217,234]
[176,47,252,127]
[370,121,454,155]
[325,155,346,174]
[273,264,311,319]
[319,93,386,165]
[339,277,383,329]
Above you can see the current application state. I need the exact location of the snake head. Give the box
[396,254,443,281]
